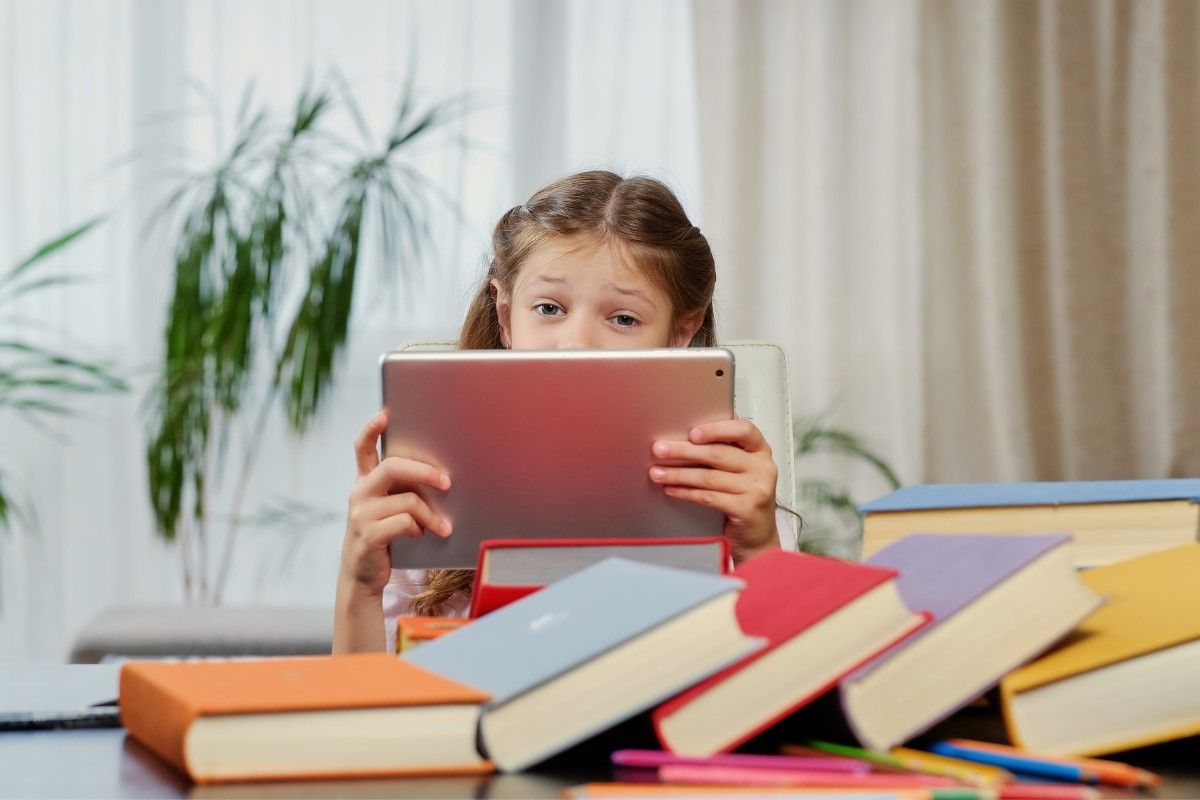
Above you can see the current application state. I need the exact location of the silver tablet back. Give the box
[381,348,735,569]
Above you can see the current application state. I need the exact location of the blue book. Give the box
[859,478,1200,512]
[404,557,763,772]
[859,479,1200,568]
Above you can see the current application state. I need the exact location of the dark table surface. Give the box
[2,714,1197,799]
[1,666,1196,799]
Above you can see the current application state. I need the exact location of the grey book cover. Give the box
[403,557,750,705]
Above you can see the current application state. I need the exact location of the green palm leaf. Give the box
[1,220,127,532]
[792,414,902,556]
[1,217,104,288]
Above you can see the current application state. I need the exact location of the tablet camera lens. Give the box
[715,369,724,377]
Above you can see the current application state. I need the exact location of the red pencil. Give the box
[658,764,962,789]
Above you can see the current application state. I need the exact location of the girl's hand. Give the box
[649,417,780,564]
[339,410,453,599]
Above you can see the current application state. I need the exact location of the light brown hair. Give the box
[412,170,718,615]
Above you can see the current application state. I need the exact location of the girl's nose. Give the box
[556,320,598,349]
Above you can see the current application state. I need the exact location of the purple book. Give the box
[836,533,1103,751]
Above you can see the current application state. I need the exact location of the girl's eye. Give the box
[613,314,639,328]
[535,302,564,316]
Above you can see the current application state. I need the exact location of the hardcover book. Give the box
[118,654,491,783]
[839,533,1102,750]
[652,549,929,756]
[860,479,1200,567]
[1000,543,1200,756]
[404,557,762,772]
[469,536,729,617]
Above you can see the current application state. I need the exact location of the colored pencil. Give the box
[783,744,919,775]
[939,740,1161,789]
[658,764,964,789]
[891,747,1014,787]
[929,742,1085,783]
[798,741,1013,786]
[564,784,935,799]
[800,741,912,770]
[997,786,1099,800]
[612,749,869,774]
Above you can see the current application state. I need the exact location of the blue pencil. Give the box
[930,741,1086,783]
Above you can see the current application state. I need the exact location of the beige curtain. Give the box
[693,0,1200,499]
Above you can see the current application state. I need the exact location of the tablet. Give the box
[380,348,735,569]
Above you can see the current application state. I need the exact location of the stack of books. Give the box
[1000,543,1200,756]
[116,478,1199,789]
[860,478,1200,567]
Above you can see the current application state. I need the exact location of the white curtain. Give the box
[0,0,700,661]
[693,0,1200,528]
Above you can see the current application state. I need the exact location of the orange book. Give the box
[1000,543,1200,756]
[395,615,470,653]
[119,654,491,783]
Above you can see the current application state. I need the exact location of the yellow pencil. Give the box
[889,747,1015,787]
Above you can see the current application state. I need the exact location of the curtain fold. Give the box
[693,0,1200,505]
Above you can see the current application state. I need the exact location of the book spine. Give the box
[118,665,198,779]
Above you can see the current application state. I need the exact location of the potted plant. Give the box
[793,413,902,558]
[67,74,472,661]
[144,75,469,605]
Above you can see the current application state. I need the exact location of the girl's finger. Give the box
[356,456,451,499]
[649,465,745,495]
[688,418,770,453]
[356,493,452,538]
[354,411,388,477]
[651,439,751,472]
[365,513,422,547]
[661,485,741,518]
[364,498,451,547]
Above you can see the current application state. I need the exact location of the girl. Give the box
[334,170,787,654]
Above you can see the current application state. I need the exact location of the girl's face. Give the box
[491,236,701,350]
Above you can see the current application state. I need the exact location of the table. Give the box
[0,728,609,799]
[1,667,1196,799]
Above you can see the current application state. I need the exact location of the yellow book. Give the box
[860,480,1200,568]
[999,543,1200,756]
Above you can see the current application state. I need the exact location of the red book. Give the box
[652,549,930,756]
[469,537,729,618]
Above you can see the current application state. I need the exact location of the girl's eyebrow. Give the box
[606,284,655,307]
[527,274,568,287]
[526,274,655,308]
